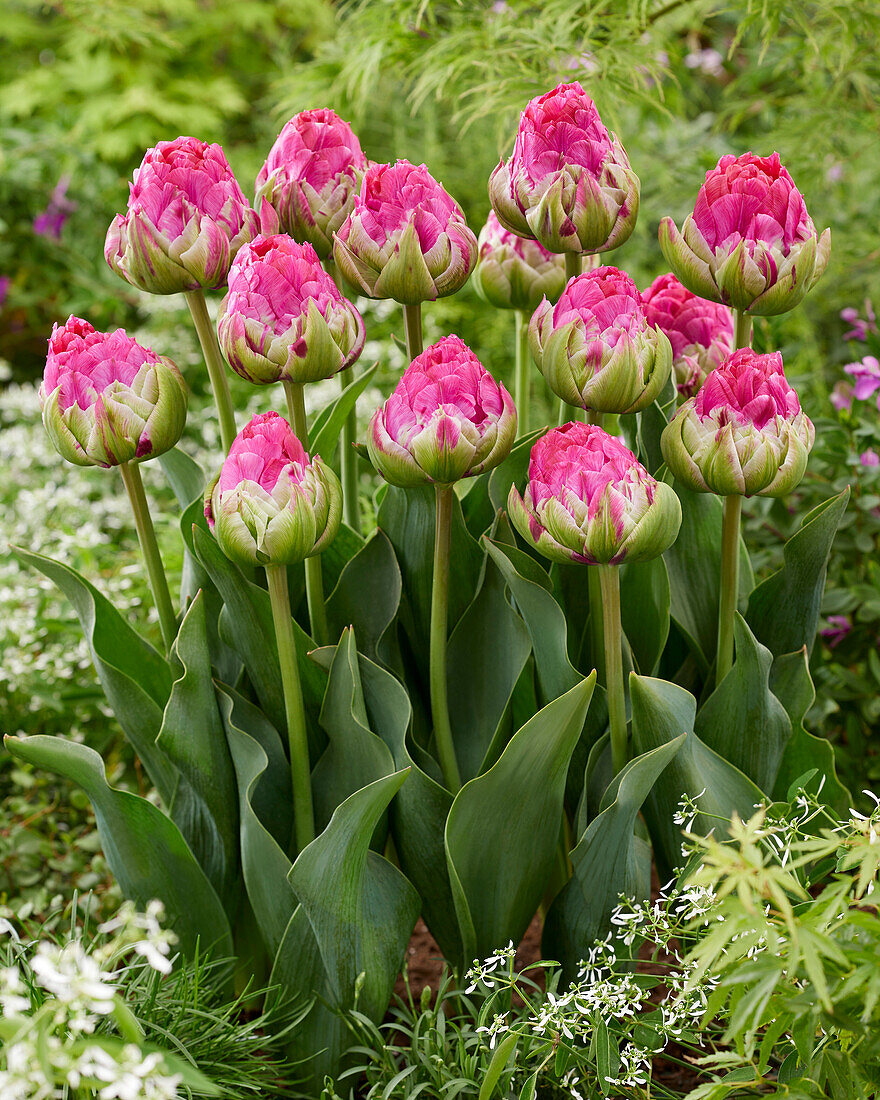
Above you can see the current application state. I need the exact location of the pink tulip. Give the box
[105,136,262,295]
[218,234,364,385]
[508,422,681,564]
[473,211,568,312]
[41,316,187,468]
[642,273,734,397]
[333,160,477,304]
[489,81,639,255]
[367,335,516,486]
[659,151,830,315]
[255,109,367,259]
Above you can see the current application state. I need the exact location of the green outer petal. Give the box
[372,219,439,304]
[658,217,719,304]
[508,485,580,564]
[617,482,682,563]
[660,411,711,493]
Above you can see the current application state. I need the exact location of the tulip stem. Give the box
[588,568,606,686]
[282,380,329,646]
[587,410,605,428]
[120,461,177,653]
[734,309,753,350]
[431,485,462,794]
[266,563,315,855]
[339,367,360,530]
[564,252,582,283]
[514,310,531,437]
[403,303,423,362]
[598,564,627,775]
[717,494,742,685]
[184,289,237,454]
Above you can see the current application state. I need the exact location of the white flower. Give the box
[31,941,116,1014]
[0,966,30,1017]
[1,1041,56,1100]
[476,1013,509,1049]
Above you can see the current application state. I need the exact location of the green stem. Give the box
[266,564,314,854]
[588,568,606,685]
[716,494,742,685]
[282,380,329,646]
[119,462,177,653]
[184,288,237,454]
[564,252,582,282]
[430,485,462,794]
[587,409,604,428]
[339,366,359,530]
[598,564,627,775]
[403,302,423,362]
[734,309,753,350]
[514,309,530,437]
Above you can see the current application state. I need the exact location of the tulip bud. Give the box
[642,273,734,398]
[333,160,478,304]
[105,137,261,295]
[473,211,569,312]
[658,152,831,316]
[530,267,671,414]
[218,235,365,385]
[255,109,367,260]
[660,348,814,496]
[40,316,187,468]
[205,412,341,567]
[489,82,639,256]
[367,335,516,487]
[508,422,681,564]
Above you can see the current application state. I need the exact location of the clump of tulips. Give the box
[12,77,843,1095]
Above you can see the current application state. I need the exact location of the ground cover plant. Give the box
[3,2,879,1097]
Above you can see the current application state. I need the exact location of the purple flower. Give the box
[820,615,851,648]
[844,356,880,405]
[860,449,880,467]
[841,301,877,342]
[830,381,853,413]
[0,276,10,308]
[33,176,76,240]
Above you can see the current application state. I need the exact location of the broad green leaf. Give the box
[217,684,296,957]
[620,555,671,675]
[271,772,420,1088]
[157,446,205,508]
[4,735,231,958]
[487,427,545,513]
[446,676,596,963]
[696,614,792,792]
[542,736,684,979]
[12,547,176,803]
[158,592,239,916]
[478,1032,518,1100]
[636,375,676,474]
[309,363,378,462]
[630,675,764,878]
[318,522,367,617]
[446,550,531,780]
[325,530,402,665]
[312,629,395,835]
[746,488,850,658]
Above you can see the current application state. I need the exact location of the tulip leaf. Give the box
[769,648,851,814]
[637,376,677,475]
[217,683,296,957]
[310,362,378,463]
[158,446,205,509]
[158,592,239,916]
[488,427,545,514]
[4,734,231,959]
[326,530,402,665]
[312,628,395,836]
[445,675,596,964]
[629,674,764,878]
[542,735,684,980]
[317,522,366,617]
[746,488,850,658]
[620,555,671,675]
[695,614,792,792]
[271,771,420,1089]
[11,546,176,803]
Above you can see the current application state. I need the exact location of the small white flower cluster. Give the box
[464,940,515,993]
[97,900,176,975]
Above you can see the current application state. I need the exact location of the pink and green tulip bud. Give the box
[105,137,262,295]
[218,235,365,385]
[660,348,814,496]
[40,316,187,468]
[642,273,734,398]
[332,160,478,304]
[473,211,568,312]
[205,411,341,567]
[658,152,831,316]
[367,335,516,487]
[254,108,367,260]
[508,422,681,565]
[488,82,639,256]
[529,267,672,414]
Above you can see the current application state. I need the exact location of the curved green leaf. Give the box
[325,530,402,665]
[310,363,378,462]
[446,675,596,964]
[620,556,671,675]
[11,547,175,803]
[4,735,231,958]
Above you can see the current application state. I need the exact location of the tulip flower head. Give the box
[218,235,365,385]
[661,348,814,496]
[333,160,478,304]
[473,211,569,312]
[40,317,187,468]
[530,266,672,414]
[508,422,681,565]
[255,109,367,259]
[489,82,639,256]
[658,152,830,315]
[368,335,516,487]
[105,137,261,295]
[642,273,734,397]
[205,412,341,567]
